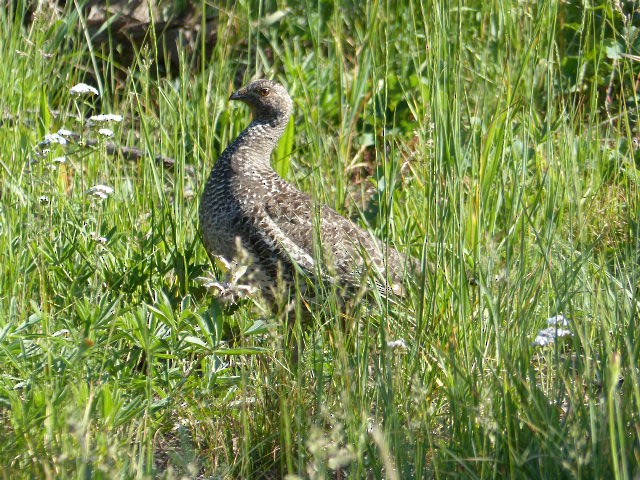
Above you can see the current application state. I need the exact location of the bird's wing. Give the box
[261,191,410,295]
[231,200,315,286]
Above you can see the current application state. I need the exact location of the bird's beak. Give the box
[229,89,244,101]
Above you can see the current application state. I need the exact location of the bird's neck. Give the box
[221,117,289,176]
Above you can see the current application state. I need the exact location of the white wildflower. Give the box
[547,314,570,327]
[228,397,256,408]
[87,184,114,199]
[97,128,114,137]
[70,83,99,96]
[52,156,66,164]
[88,114,123,123]
[41,133,67,146]
[38,195,50,205]
[533,328,573,347]
[57,128,74,137]
[89,232,108,244]
[533,315,573,347]
[387,339,408,351]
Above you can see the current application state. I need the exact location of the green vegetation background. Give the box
[1,0,639,478]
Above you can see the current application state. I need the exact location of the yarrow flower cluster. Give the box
[31,82,125,247]
[57,129,74,137]
[35,83,123,161]
[40,133,68,146]
[533,314,573,347]
[88,114,123,123]
[87,185,114,199]
[387,339,408,351]
[70,83,99,96]
[89,232,108,244]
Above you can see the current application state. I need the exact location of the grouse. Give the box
[199,79,415,303]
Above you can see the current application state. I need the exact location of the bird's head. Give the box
[230,79,293,124]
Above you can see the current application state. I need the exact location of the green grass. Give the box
[1,0,639,478]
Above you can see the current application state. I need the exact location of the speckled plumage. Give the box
[199,79,413,301]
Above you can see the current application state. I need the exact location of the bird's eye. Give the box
[259,87,270,97]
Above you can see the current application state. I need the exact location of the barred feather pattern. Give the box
[199,79,414,301]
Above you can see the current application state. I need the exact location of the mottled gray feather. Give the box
[199,79,414,301]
